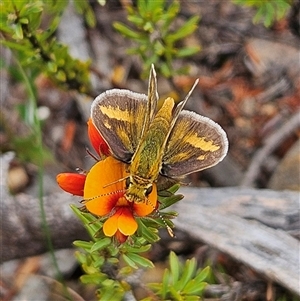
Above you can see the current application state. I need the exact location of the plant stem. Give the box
[16,59,73,300]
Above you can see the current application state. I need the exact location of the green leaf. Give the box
[253,4,266,25]
[147,0,164,12]
[40,15,61,40]
[73,240,93,250]
[19,17,28,24]
[176,46,201,58]
[107,244,119,257]
[19,1,43,17]
[70,205,103,238]
[159,193,183,208]
[175,258,197,291]
[137,0,148,19]
[182,280,207,295]
[169,251,180,284]
[11,0,29,11]
[56,69,66,81]
[85,6,96,28]
[169,286,182,299]
[28,11,42,32]
[161,268,170,299]
[0,40,28,51]
[184,295,201,301]
[161,1,180,33]
[93,256,105,268]
[126,252,154,268]
[143,21,154,32]
[113,22,143,40]
[125,244,151,254]
[81,262,100,275]
[194,266,210,283]
[107,257,119,265]
[166,15,199,43]
[160,62,172,78]
[13,23,23,39]
[80,273,107,285]
[127,14,145,26]
[90,237,111,252]
[47,61,57,72]
[24,2,43,15]
[100,284,125,301]
[74,250,87,264]
[122,253,138,269]
[136,219,160,243]
[275,1,290,20]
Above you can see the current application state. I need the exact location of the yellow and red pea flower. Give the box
[84,156,157,240]
[87,118,110,157]
[56,119,157,243]
[57,172,86,196]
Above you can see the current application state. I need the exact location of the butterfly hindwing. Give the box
[162,110,228,177]
[91,89,148,162]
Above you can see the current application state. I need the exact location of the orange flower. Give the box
[56,173,86,196]
[87,118,110,157]
[84,156,157,239]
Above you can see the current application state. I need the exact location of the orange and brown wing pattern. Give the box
[162,110,228,177]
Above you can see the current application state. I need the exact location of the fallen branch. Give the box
[174,187,300,296]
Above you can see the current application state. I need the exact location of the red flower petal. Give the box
[56,173,86,196]
[87,118,110,156]
[114,230,128,244]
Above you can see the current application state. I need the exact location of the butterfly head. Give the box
[125,175,153,203]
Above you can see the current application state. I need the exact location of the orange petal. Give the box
[56,173,86,196]
[103,210,121,236]
[133,183,157,216]
[87,118,110,156]
[117,207,138,236]
[84,157,129,216]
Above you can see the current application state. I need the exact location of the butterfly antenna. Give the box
[81,189,125,203]
[102,176,129,188]
[146,196,175,238]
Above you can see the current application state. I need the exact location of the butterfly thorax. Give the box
[125,175,153,203]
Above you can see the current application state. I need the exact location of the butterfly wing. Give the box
[162,110,228,177]
[91,89,148,162]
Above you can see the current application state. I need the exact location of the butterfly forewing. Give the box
[141,64,159,138]
[91,89,148,162]
[162,110,228,177]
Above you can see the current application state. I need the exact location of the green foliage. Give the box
[145,251,210,300]
[0,0,92,93]
[113,0,200,78]
[0,0,96,164]
[233,0,291,27]
[69,183,184,300]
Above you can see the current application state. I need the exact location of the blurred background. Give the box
[1,1,299,300]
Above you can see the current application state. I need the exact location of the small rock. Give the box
[7,164,29,194]
[268,139,300,191]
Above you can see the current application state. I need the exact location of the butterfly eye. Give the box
[145,185,153,196]
[125,177,130,188]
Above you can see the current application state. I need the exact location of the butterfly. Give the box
[91,65,228,203]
